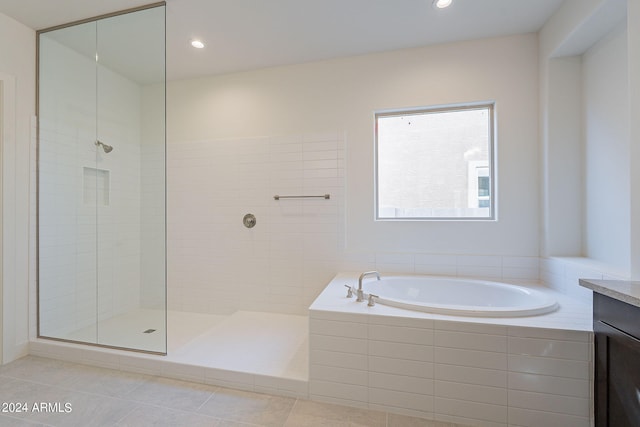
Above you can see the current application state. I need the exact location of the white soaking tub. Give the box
[308,273,593,426]
[362,275,558,317]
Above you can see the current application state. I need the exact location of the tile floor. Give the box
[0,356,467,427]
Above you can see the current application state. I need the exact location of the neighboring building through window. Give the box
[375,103,495,220]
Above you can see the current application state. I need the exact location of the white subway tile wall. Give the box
[540,256,630,305]
[363,253,540,284]
[140,138,166,310]
[37,43,145,339]
[167,132,346,315]
[166,128,550,317]
[309,312,593,427]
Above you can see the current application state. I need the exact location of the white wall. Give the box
[167,33,540,314]
[629,0,640,279]
[582,22,629,271]
[542,55,583,257]
[0,12,35,363]
[538,0,628,262]
[539,0,635,299]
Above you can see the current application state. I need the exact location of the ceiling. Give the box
[0,0,565,82]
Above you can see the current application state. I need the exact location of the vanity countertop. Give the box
[579,279,640,308]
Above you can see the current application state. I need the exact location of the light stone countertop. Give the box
[579,279,640,308]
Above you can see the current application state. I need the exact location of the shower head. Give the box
[95,140,114,153]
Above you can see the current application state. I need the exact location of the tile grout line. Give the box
[122,401,225,424]
[193,385,218,413]
[280,397,300,427]
[112,402,142,426]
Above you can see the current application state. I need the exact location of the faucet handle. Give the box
[368,294,379,307]
[344,284,354,298]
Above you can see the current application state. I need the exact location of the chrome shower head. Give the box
[95,140,114,153]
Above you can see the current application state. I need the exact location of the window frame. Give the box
[374,102,497,221]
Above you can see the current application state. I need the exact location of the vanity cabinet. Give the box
[594,292,640,427]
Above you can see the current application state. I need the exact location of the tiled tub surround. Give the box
[309,273,593,427]
[540,256,631,306]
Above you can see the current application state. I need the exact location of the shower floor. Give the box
[56,309,309,380]
[168,310,308,380]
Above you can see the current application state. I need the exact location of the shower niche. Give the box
[83,167,110,206]
[37,3,166,354]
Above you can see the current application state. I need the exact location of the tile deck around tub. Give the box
[309,273,593,427]
[311,273,592,332]
[0,355,467,427]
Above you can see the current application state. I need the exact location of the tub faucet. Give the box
[357,271,380,302]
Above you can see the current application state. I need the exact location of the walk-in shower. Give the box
[36,2,166,354]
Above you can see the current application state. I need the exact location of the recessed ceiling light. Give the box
[433,0,453,9]
[191,39,205,49]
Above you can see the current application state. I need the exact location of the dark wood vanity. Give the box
[580,279,640,427]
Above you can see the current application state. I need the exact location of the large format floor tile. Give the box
[0,356,469,427]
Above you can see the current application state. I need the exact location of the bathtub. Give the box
[308,272,593,426]
[362,275,558,317]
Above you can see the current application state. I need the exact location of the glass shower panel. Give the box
[38,4,166,354]
[95,7,166,352]
[38,22,99,342]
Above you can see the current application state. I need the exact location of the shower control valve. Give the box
[243,213,257,228]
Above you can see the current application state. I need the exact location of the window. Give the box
[375,103,495,220]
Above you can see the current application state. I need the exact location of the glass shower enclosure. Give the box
[37,3,166,354]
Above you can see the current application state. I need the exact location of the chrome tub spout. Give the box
[357,271,380,302]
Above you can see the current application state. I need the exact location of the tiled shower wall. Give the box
[37,37,143,337]
[167,129,548,315]
[167,131,345,315]
[140,84,166,310]
[38,118,143,337]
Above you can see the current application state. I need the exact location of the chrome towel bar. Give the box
[274,194,330,200]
